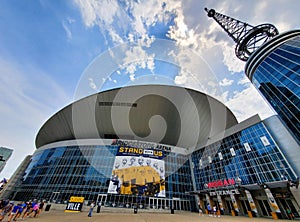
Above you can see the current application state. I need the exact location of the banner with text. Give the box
[108,146,165,197]
[65,196,84,212]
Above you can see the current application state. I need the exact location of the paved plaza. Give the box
[20,209,294,222]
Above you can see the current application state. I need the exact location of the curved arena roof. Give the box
[36,85,238,148]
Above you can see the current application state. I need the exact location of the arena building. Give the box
[4,84,298,219]
[245,30,300,143]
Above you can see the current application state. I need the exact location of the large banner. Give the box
[108,146,165,197]
[265,188,281,213]
[245,190,258,213]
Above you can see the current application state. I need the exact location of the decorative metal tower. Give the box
[204,8,279,61]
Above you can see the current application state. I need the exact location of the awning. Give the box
[265,180,289,189]
[242,180,289,190]
[242,184,261,190]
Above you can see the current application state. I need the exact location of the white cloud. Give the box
[75,1,181,82]
[0,58,70,178]
[174,68,189,85]
[221,42,245,73]
[167,5,199,48]
[74,0,181,43]
[225,85,275,122]
[88,78,97,90]
[74,0,297,122]
[129,73,135,81]
[62,21,72,40]
[119,43,155,79]
[219,78,234,87]
[238,76,251,86]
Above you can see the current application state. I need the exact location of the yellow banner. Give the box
[69,196,84,203]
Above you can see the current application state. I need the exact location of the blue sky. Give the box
[1,0,299,178]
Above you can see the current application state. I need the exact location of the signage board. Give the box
[207,178,235,188]
[108,145,166,197]
[65,196,84,212]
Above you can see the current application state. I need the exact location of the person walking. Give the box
[286,207,295,220]
[35,200,44,217]
[21,201,32,220]
[13,202,26,221]
[198,202,204,217]
[207,203,211,216]
[0,201,13,222]
[7,202,20,222]
[88,201,95,217]
[212,205,217,217]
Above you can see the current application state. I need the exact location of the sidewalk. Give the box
[21,209,293,222]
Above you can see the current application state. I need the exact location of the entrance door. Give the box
[257,200,272,216]
[277,198,299,219]
[240,200,250,216]
[50,192,60,203]
[225,199,233,214]
[96,194,107,206]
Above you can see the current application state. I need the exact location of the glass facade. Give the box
[14,143,194,210]
[9,115,300,217]
[191,121,299,218]
[191,122,297,191]
[0,147,13,173]
[12,119,299,215]
[248,34,300,142]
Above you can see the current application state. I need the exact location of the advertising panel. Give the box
[230,194,239,212]
[245,190,257,213]
[245,190,258,213]
[108,146,165,197]
[265,188,281,213]
[65,196,84,212]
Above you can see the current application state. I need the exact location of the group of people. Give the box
[198,202,221,218]
[0,199,45,221]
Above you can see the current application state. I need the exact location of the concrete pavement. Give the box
[18,208,294,222]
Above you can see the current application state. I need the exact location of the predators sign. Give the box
[108,146,165,197]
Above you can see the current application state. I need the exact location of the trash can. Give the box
[97,205,101,213]
[171,208,174,214]
[45,204,51,211]
[134,206,138,214]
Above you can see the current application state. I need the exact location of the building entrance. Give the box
[240,199,251,216]
[148,197,191,211]
[95,194,191,210]
[50,192,60,203]
[96,194,107,206]
[257,199,272,217]
[276,197,299,219]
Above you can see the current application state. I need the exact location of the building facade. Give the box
[0,155,32,199]
[0,146,13,174]
[192,115,299,219]
[203,9,300,218]
[11,85,238,212]
[204,8,300,144]
[245,30,300,143]
[5,85,299,219]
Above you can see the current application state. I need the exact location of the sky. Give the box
[0,0,299,179]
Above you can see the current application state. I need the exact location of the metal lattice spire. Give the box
[204,8,279,61]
